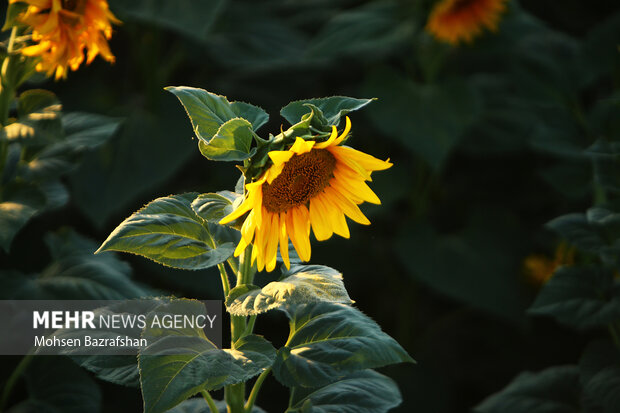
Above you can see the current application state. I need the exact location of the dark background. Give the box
[2,0,620,411]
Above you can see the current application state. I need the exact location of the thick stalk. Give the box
[0,26,19,187]
[0,26,18,127]
[225,248,253,413]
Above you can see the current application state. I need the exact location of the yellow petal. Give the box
[324,187,370,225]
[333,116,352,146]
[279,212,291,270]
[332,170,381,204]
[331,145,392,172]
[320,194,350,239]
[314,125,338,149]
[265,213,279,272]
[234,236,249,257]
[309,196,333,241]
[290,137,315,155]
[287,205,311,262]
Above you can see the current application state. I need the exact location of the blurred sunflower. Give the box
[426,0,508,45]
[523,243,575,285]
[10,0,120,79]
[220,117,392,272]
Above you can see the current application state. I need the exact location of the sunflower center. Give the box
[450,0,477,12]
[60,0,87,25]
[262,149,336,213]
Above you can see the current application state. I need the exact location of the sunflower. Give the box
[220,117,392,272]
[10,0,120,79]
[425,0,508,45]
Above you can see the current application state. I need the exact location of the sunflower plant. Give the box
[96,87,414,413]
[0,0,120,252]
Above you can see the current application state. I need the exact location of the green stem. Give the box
[0,353,33,411]
[0,26,19,186]
[201,390,219,413]
[224,248,254,413]
[244,315,256,337]
[218,263,231,297]
[244,369,270,413]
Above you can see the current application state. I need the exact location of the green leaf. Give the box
[191,191,240,223]
[0,229,151,300]
[226,264,353,316]
[579,340,620,413]
[363,67,481,170]
[139,300,275,413]
[396,212,527,321]
[197,118,257,161]
[167,398,266,413]
[287,369,402,413]
[0,183,46,252]
[306,1,411,60]
[17,89,59,117]
[166,86,268,140]
[46,300,164,387]
[273,302,414,388]
[7,357,102,413]
[97,193,234,270]
[474,366,581,413]
[546,208,620,262]
[528,266,620,330]
[108,0,226,43]
[281,96,374,128]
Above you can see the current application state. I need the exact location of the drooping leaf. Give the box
[197,118,257,161]
[287,369,402,413]
[281,96,374,128]
[166,86,268,140]
[474,366,581,413]
[226,264,353,316]
[273,302,414,388]
[139,300,275,413]
[97,193,234,270]
[2,1,28,31]
[528,266,620,330]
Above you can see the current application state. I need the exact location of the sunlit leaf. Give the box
[226,264,353,316]
[97,193,234,270]
[197,118,257,161]
[281,96,374,128]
